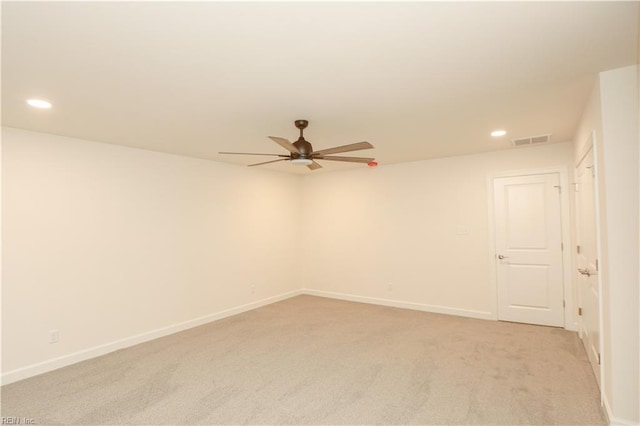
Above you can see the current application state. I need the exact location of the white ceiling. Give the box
[2,1,638,174]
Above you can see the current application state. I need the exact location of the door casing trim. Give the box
[574,130,604,398]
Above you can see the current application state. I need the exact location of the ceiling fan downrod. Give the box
[294,119,309,141]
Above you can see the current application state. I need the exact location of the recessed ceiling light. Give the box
[491,130,507,137]
[27,99,52,109]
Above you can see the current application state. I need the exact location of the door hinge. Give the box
[561,242,564,251]
[597,353,601,365]
[578,307,582,316]
[577,245,581,254]
[595,259,599,271]
[563,300,566,308]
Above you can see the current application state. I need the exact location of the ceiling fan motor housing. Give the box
[293,139,313,159]
[293,120,313,159]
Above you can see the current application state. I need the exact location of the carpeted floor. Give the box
[1,295,605,425]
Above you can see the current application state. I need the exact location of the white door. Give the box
[575,148,601,385]
[493,173,565,327]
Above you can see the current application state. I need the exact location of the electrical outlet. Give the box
[251,284,256,294]
[48,329,59,344]
[387,283,393,292]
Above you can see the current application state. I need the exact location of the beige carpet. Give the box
[1,295,605,425]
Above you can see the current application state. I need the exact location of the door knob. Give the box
[578,268,597,277]
[497,254,509,260]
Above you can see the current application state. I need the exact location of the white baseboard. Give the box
[302,288,494,321]
[603,393,638,425]
[566,320,579,332]
[1,289,303,386]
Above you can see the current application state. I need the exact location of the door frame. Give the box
[574,131,604,395]
[487,166,574,330]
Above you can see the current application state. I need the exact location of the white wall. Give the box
[300,142,574,320]
[2,127,302,382]
[598,65,640,424]
[573,65,639,425]
[574,78,603,165]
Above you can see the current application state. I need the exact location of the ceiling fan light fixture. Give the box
[291,158,313,166]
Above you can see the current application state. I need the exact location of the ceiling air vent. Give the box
[510,134,551,147]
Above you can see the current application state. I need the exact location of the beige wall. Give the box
[598,65,639,424]
[2,127,302,380]
[573,65,639,424]
[300,142,574,319]
[573,78,603,165]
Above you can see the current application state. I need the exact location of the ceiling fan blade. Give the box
[268,136,299,154]
[316,155,374,163]
[307,161,323,170]
[248,158,288,167]
[219,152,288,157]
[311,141,373,156]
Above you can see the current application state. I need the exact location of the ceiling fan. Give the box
[219,120,375,171]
